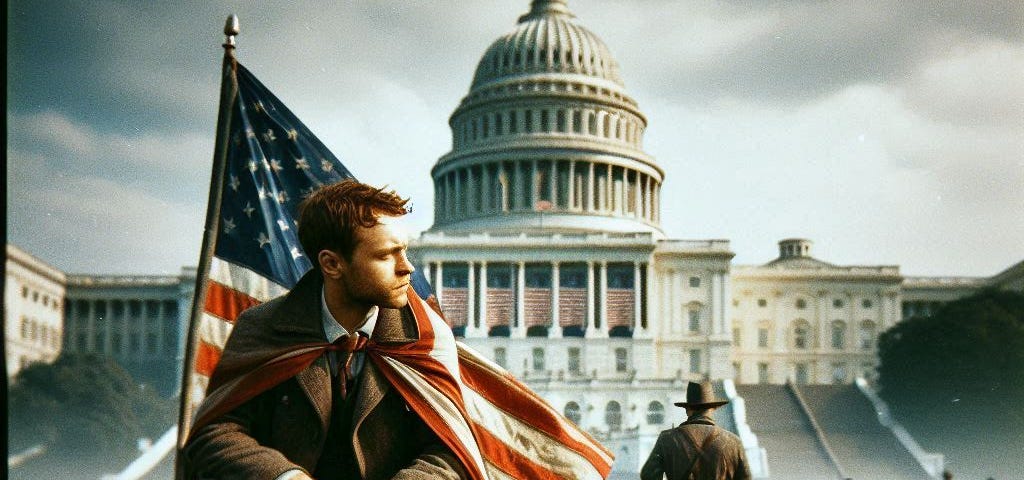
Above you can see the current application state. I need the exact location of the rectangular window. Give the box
[615,348,628,373]
[758,363,769,384]
[758,328,769,348]
[688,310,701,333]
[568,347,581,374]
[832,363,847,384]
[689,276,701,288]
[494,347,507,368]
[795,363,809,385]
[689,349,702,374]
[832,324,846,349]
[532,347,545,371]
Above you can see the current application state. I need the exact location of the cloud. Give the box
[902,39,1024,126]
[7,111,209,273]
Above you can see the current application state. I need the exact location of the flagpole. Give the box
[175,14,240,479]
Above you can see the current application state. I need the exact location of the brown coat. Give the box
[184,272,466,480]
[641,413,751,480]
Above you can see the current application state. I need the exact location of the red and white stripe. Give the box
[183,257,288,434]
[440,288,468,328]
[183,261,615,479]
[379,293,614,480]
[605,288,634,328]
[558,288,587,328]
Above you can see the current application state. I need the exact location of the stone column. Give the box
[585,261,596,336]
[568,161,576,210]
[103,300,113,355]
[155,299,165,356]
[435,262,444,304]
[138,300,148,360]
[515,262,527,338]
[466,261,477,336]
[550,160,559,207]
[633,171,642,217]
[422,262,432,290]
[467,167,476,215]
[597,261,609,338]
[84,300,95,352]
[602,163,610,211]
[454,170,463,218]
[550,262,562,338]
[587,163,595,211]
[633,261,642,332]
[531,160,539,208]
[482,163,492,213]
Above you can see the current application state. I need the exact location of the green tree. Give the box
[8,354,176,465]
[877,289,1024,424]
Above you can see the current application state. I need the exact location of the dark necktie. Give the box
[329,333,368,402]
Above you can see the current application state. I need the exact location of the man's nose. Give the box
[396,252,415,275]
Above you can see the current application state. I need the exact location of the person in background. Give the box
[641,381,751,480]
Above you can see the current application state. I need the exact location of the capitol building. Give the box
[406,1,1023,477]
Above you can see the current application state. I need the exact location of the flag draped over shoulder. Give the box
[177,56,613,479]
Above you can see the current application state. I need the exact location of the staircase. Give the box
[736,384,841,480]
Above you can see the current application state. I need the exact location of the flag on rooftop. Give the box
[176,17,612,479]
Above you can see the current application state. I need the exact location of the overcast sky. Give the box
[7,1,1023,277]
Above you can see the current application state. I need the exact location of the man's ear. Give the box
[318,250,346,279]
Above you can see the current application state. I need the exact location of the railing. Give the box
[787,381,848,480]
[855,377,944,478]
[8,444,46,469]
[722,379,770,479]
[102,426,178,480]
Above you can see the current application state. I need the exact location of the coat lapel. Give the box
[269,271,334,430]
[350,304,420,474]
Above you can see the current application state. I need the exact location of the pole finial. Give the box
[223,14,240,50]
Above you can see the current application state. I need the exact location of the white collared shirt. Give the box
[320,288,378,377]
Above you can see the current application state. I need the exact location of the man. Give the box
[641,381,751,480]
[185,180,467,480]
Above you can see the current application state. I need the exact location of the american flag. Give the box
[178,58,613,478]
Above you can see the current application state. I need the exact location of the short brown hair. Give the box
[297,179,409,266]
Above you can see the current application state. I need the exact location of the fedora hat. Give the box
[673,381,729,408]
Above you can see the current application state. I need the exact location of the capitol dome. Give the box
[471,0,623,89]
[430,0,665,236]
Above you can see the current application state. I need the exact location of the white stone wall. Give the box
[730,267,901,385]
[5,245,66,380]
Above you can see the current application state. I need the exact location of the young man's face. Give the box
[337,214,415,309]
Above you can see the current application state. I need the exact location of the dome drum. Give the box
[431,158,662,232]
[448,101,648,156]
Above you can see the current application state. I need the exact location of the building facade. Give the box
[730,239,902,386]
[5,244,67,380]
[62,268,196,396]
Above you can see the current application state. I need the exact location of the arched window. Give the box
[605,401,622,432]
[793,320,811,350]
[831,321,847,349]
[646,401,665,425]
[564,402,581,425]
[859,320,876,350]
